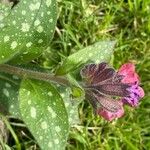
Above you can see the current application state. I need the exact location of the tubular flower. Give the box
[118,63,144,106]
[81,62,144,121]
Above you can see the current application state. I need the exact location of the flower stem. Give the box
[0,64,70,86]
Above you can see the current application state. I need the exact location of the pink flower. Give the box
[118,63,144,106]
[118,63,139,84]
[81,62,144,121]
[97,101,124,121]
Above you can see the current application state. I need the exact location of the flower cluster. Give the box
[81,62,144,121]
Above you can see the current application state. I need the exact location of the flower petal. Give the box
[138,86,145,98]
[81,62,116,84]
[91,83,130,97]
[97,101,124,121]
[118,63,140,84]
[123,83,144,107]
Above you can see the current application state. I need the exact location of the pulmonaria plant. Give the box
[81,62,144,121]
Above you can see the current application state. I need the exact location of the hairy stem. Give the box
[0,64,70,86]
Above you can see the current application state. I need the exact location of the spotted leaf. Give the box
[58,86,82,126]
[0,2,12,22]
[0,0,57,64]
[0,73,21,118]
[56,41,116,75]
[19,79,69,150]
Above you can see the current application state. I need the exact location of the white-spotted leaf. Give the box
[19,79,69,150]
[0,0,57,64]
[0,73,21,117]
[58,86,82,126]
[0,3,12,22]
[56,41,116,75]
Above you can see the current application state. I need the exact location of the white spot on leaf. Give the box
[4,36,10,42]
[89,53,93,57]
[54,139,59,144]
[65,102,69,107]
[26,42,32,47]
[28,100,31,105]
[41,121,48,129]
[47,106,56,118]
[70,110,74,114]
[48,92,53,97]
[21,23,30,32]
[60,93,65,98]
[55,126,61,132]
[46,0,51,7]
[34,19,40,26]
[29,2,40,11]
[5,83,11,88]
[27,91,31,95]
[3,88,9,97]
[11,41,18,49]
[41,12,44,17]
[12,21,16,25]
[49,18,53,23]
[37,26,43,33]
[10,105,14,108]
[48,142,52,148]
[96,60,100,64]
[30,107,36,118]
[38,39,43,43]
[22,10,26,15]
[47,11,51,15]
[39,136,43,140]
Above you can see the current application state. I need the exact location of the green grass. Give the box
[1,0,150,149]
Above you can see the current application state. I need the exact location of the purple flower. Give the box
[81,62,144,121]
[118,63,144,106]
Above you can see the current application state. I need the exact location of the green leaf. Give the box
[58,86,82,126]
[0,0,57,64]
[0,73,21,117]
[56,41,116,75]
[19,79,69,150]
[0,3,12,22]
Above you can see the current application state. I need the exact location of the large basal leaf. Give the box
[56,41,116,75]
[0,0,57,64]
[19,79,69,150]
[0,73,21,118]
